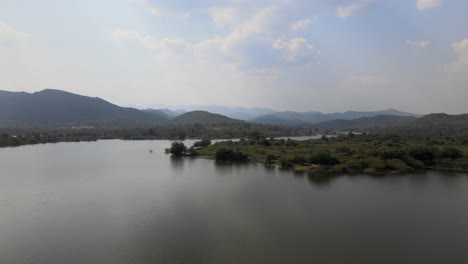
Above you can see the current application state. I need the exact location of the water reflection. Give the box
[214,160,249,176]
[169,156,184,170]
[307,172,337,187]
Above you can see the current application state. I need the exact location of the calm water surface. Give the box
[1,140,468,264]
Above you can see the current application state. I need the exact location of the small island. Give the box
[167,133,468,174]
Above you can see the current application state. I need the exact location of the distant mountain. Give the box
[163,105,276,121]
[0,89,167,128]
[413,113,468,126]
[327,108,420,120]
[314,115,417,130]
[169,111,245,126]
[142,109,172,120]
[251,109,420,126]
[156,108,186,118]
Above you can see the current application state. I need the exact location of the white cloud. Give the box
[291,18,311,32]
[446,38,468,75]
[194,6,277,57]
[0,21,31,48]
[416,0,443,10]
[337,0,374,18]
[118,2,323,73]
[273,38,319,63]
[113,29,191,59]
[136,0,191,19]
[407,40,430,49]
[208,7,239,28]
[452,38,468,54]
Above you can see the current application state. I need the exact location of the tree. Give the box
[193,139,211,148]
[169,142,187,156]
[215,148,249,161]
[440,147,463,159]
[408,145,437,165]
[309,151,340,166]
[265,154,276,165]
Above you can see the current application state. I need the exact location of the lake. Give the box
[1,140,468,264]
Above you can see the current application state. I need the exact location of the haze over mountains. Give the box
[0,89,466,133]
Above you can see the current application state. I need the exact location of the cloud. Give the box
[407,40,430,49]
[117,1,324,74]
[337,0,374,18]
[416,0,443,10]
[291,18,311,32]
[208,7,239,28]
[135,0,191,19]
[113,29,191,59]
[446,38,468,75]
[0,21,31,48]
[452,38,468,54]
[194,5,278,60]
[273,38,319,63]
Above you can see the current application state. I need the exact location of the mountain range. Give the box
[250,109,419,126]
[0,89,466,133]
[0,89,166,128]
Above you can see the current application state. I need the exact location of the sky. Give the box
[0,0,467,114]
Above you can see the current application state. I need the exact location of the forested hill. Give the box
[0,89,168,128]
[313,115,417,130]
[251,108,419,126]
[381,113,468,135]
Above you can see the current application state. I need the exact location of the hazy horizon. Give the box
[1,0,467,114]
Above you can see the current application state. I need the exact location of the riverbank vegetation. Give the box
[0,125,316,148]
[175,134,468,174]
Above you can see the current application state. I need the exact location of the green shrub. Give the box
[280,157,294,168]
[293,154,307,165]
[193,139,211,148]
[345,159,367,172]
[265,154,277,165]
[169,142,187,156]
[375,147,406,160]
[386,159,411,172]
[402,156,425,169]
[367,157,387,170]
[439,147,464,159]
[215,148,249,161]
[309,151,340,166]
[335,146,354,157]
[408,145,437,165]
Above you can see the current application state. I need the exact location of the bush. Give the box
[280,157,294,168]
[439,147,464,159]
[345,159,367,172]
[386,159,411,172]
[375,147,406,160]
[367,157,387,170]
[265,154,277,165]
[293,154,307,165]
[193,139,211,149]
[215,148,249,161]
[408,145,437,165]
[169,142,187,156]
[402,156,425,169]
[309,151,340,166]
[335,146,354,157]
